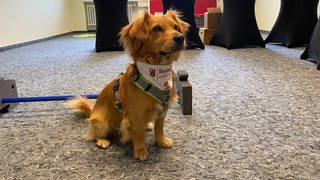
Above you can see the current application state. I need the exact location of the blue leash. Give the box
[1,94,99,103]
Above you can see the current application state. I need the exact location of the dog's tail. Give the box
[66,97,94,118]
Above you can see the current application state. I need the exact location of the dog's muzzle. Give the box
[159,35,185,56]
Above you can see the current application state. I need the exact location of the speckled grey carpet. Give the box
[0,34,320,179]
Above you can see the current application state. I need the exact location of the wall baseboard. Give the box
[0,31,93,52]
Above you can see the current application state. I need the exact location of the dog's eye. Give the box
[152,25,163,32]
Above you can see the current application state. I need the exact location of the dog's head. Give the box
[119,10,189,65]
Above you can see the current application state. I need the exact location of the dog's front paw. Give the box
[134,147,149,160]
[156,137,173,148]
[96,139,110,149]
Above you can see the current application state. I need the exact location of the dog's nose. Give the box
[174,35,184,45]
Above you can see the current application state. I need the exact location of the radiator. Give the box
[83,1,138,31]
[128,1,138,23]
[84,2,96,31]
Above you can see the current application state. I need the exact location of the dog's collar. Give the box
[132,63,173,107]
[136,62,173,91]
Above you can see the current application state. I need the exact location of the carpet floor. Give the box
[0,34,319,179]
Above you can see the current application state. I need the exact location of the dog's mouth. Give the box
[159,45,184,56]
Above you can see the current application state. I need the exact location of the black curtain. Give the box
[93,0,129,52]
[209,0,265,49]
[301,18,320,70]
[265,0,319,47]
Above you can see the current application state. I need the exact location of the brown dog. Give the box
[67,10,189,160]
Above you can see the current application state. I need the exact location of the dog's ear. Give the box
[165,10,190,34]
[119,11,150,47]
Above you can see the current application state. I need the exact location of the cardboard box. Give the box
[199,28,216,44]
[204,12,222,30]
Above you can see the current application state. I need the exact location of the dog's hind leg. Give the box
[86,115,112,149]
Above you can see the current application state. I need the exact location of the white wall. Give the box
[255,0,280,31]
[71,0,87,31]
[0,0,87,48]
[255,0,320,31]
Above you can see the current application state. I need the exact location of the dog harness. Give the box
[113,68,173,112]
